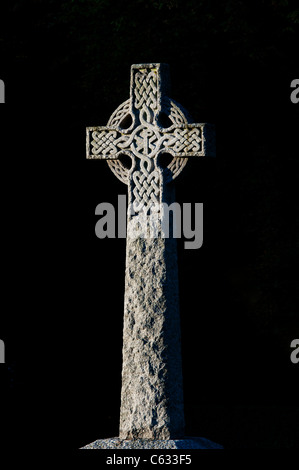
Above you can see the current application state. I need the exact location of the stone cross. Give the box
[86,64,215,441]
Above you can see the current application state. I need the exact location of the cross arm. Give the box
[86,126,129,160]
[162,123,215,158]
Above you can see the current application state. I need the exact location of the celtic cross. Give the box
[86,64,215,441]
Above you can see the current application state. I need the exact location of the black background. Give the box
[0,0,298,452]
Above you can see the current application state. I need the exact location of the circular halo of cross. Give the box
[106,96,191,185]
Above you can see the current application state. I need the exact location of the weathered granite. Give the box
[120,220,184,439]
[81,437,223,449]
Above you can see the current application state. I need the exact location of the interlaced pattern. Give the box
[87,66,203,209]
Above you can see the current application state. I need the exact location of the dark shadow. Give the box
[157,112,173,129]
[119,114,133,129]
[118,153,132,170]
[158,152,173,169]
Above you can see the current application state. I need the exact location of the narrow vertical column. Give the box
[119,186,184,440]
[0,339,4,363]
[0,80,5,104]
[119,64,184,440]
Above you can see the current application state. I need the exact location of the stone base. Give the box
[81,437,223,449]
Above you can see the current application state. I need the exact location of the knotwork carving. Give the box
[132,170,160,211]
[164,127,202,153]
[86,64,210,207]
[91,130,119,156]
[109,100,131,128]
[134,70,158,112]
[102,97,193,186]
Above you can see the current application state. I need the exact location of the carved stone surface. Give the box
[85,64,216,445]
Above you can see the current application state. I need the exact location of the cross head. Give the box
[86,63,215,216]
